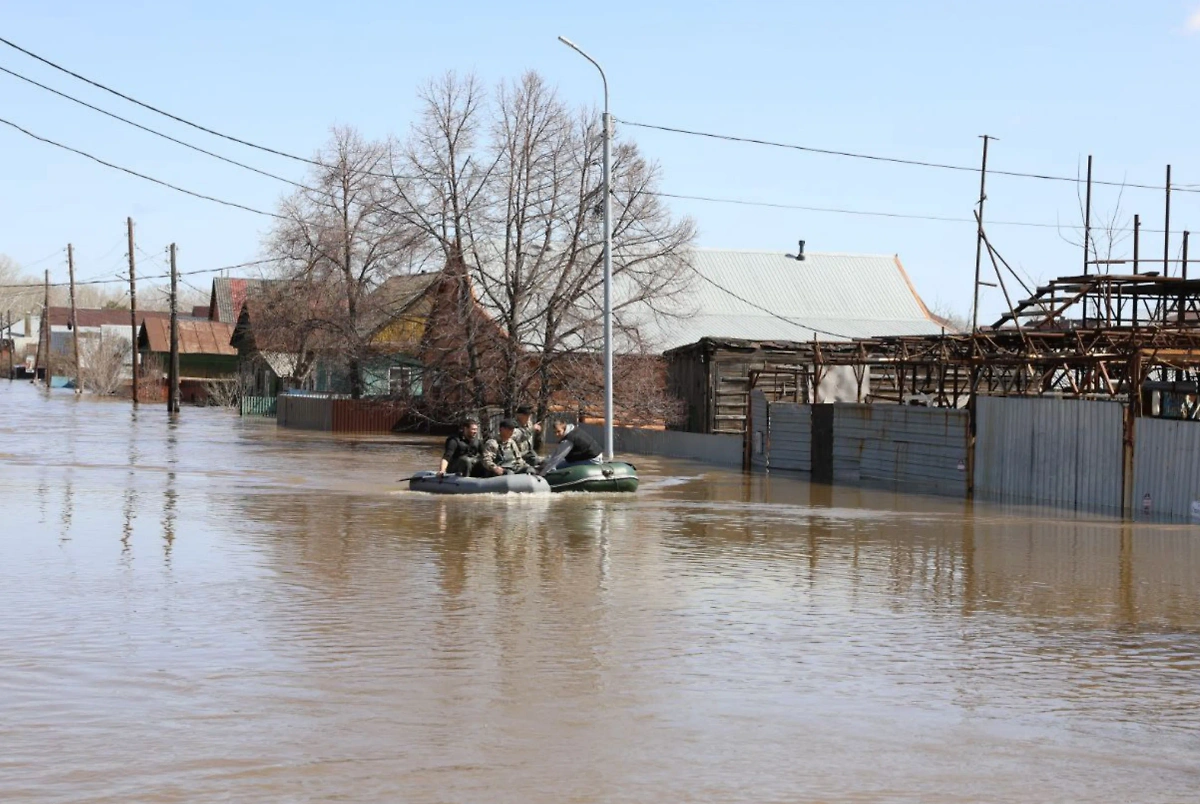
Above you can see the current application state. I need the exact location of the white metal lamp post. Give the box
[558,35,614,462]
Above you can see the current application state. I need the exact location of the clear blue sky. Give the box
[4,0,1200,321]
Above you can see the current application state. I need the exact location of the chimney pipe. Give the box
[796,240,805,261]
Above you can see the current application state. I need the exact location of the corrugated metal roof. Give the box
[140,318,237,356]
[639,250,944,351]
[46,307,171,328]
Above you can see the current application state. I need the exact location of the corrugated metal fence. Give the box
[975,396,1124,512]
[748,391,811,471]
[749,398,966,492]
[832,404,968,494]
[276,395,408,433]
[1133,417,1200,521]
[277,395,334,430]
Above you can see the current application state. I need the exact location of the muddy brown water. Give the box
[1,381,1198,803]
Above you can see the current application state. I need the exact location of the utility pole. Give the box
[128,217,139,405]
[67,244,81,394]
[1164,164,1172,278]
[168,243,180,414]
[971,135,994,335]
[41,268,50,391]
[5,310,13,380]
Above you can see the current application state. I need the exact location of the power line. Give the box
[643,189,1189,235]
[644,190,1068,229]
[0,115,285,219]
[0,36,416,183]
[618,118,1199,195]
[0,35,323,169]
[0,257,279,290]
[0,63,313,190]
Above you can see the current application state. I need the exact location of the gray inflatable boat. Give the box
[408,471,551,495]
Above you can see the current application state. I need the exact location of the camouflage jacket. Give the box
[512,426,540,464]
[481,436,528,474]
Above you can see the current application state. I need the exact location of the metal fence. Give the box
[830,404,969,493]
[1133,417,1200,521]
[975,396,1124,512]
[240,395,277,417]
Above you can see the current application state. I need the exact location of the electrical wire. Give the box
[0,64,314,190]
[0,36,416,183]
[0,35,321,168]
[683,262,853,340]
[0,257,279,290]
[0,115,285,219]
[618,118,1200,195]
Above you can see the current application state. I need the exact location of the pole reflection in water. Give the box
[0,380,1198,803]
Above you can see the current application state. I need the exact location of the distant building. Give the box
[137,318,238,404]
[660,249,945,434]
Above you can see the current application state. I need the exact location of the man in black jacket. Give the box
[439,417,484,476]
[538,421,603,474]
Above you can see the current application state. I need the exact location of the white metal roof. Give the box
[635,249,945,351]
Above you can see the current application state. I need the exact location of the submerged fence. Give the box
[276,394,408,433]
[749,391,968,495]
[749,390,1200,519]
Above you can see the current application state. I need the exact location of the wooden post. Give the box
[67,244,81,394]
[128,217,139,405]
[41,268,50,390]
[5,310,13,380]
[168,243,180,414]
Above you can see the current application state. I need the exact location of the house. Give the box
[658,249,946,434]
[137,318,238,404]
[226,272,439,401]
[41,307,174,386]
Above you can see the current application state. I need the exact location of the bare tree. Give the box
[388,71,696,417]
[265,127,421,398]
[0,254,42,317]
[79,336,131,395]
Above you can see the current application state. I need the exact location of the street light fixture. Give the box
[558,35,614,462]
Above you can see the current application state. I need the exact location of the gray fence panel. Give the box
[277,394,334,430]
[1133,417,1200,520]
[767,401,811,472]
[830,404,967,492]
[750,390,769,469]
[976,396,1122,511]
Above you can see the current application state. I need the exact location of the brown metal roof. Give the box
[47,307,172,328]
[139,318,237,356]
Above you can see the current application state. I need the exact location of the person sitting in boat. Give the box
[513,405,542,467]
[438,417,484,477]
[481,419,533,476]
[538,420,603,475]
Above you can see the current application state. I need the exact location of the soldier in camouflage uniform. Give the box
[512,405,542,468]
[481,419,532,476]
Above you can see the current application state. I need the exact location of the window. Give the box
[389,365,423,397]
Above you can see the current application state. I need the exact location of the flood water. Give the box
[1,380,1198,803]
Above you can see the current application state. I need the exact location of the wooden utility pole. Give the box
[67,244,81,394]
[970,135,994,336]
[40,268,50,390]
[5,310,13,380]
[128,217,139,405]
[168,243,180,414]
[1164,165,1172,278]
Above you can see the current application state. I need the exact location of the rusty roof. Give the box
[139,318,237,356]
[47,307,172,328]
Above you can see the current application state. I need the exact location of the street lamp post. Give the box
[558,35,614,462]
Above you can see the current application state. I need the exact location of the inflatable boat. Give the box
[542,461,639,493]
[409,471,551,495]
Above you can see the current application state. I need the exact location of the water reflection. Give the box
[1,381,1198,803]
